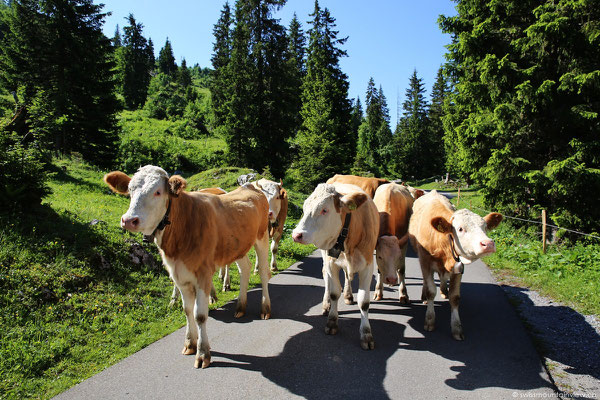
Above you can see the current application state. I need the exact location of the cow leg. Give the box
[449,273,464,340]
[398,244,409,304]
[418,250,437,332]
[209,282,218,304]
[373,268,384,301]
[255,235,272,319]
[169,284,180,307]
[235,256,251,318]
[439,271,449,299]
[358,262,375,350]
[179,283,198,356]
[325,261,342,335]
[222,264,231,292]
[343,270,354,305]
[321,250,331,315]
[270,234,281,272]
[193,282,211,369]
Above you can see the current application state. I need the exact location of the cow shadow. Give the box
[501,285,600,381]
[207,253,553,398]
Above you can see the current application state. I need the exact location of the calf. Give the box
[408,190,502,340]
[252,178,289,273]
[372,183,414,303]
[292,183,379,350]
[104,166,271,368]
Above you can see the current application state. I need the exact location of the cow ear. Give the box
[104,171,130,195]
[280,187,288,200]
[340,192,368,212]
[484,212,503,230]
[431,216,452,234]
[414,189,425,199]
[168,175,187,196]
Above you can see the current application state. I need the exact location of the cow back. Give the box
[327,174,389,199]
[374,183,413,238]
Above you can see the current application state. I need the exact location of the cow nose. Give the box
[385,276,398,285]
[480,239,496,253]
[121,216,139,231]
[268,211,274,218]
[292,232,303,243]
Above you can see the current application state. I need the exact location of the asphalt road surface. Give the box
[55,248,555,400]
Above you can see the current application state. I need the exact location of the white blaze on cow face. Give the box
[255,179,282,223]
[121,165,170,235]
[445,209,500,264]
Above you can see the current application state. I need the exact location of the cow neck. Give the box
[143,197,172,243]
[327,212,351,259]
[447,234,464,274]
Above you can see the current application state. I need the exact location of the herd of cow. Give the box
[104,166,503,369]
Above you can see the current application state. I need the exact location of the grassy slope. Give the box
[0,159,313,399]
[414,181,600,317]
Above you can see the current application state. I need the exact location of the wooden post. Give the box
[457,188,461,208]
[542,210,547,253]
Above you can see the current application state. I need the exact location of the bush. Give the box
[0,130,50,209]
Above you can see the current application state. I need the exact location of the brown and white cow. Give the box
[292,183,379,350]
[252,178,289,273]
[325,174,390,304]
[104,165,271,368]
[372,183,414,303]
[408,190,503,340]
[326,174,390,199]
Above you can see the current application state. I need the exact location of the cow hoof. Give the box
[223,284,231,292]
[325,319,338,335]
[453,332,465,341]
[399,295,409,305]
[234,311,245,318]
[440,292,448,299]
[261,312,271,320]
[182,344,196,355]
[209,295,217,304]
[344,297,354,305]
[360,336,375,350]
[373,292,383,301]
[194,354,211,369]
[424,322,435,332]
[270,266,278,273]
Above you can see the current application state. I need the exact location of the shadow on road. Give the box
[208,251,552,399]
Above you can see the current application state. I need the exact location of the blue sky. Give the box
[94,0,457,127]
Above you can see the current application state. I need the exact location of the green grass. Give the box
[414,180,600,317]
[0,158,314,399]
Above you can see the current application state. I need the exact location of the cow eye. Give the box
[458,227,464,233]
[154,190,161,196]
[321,209,328,215]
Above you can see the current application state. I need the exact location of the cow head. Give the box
[376,234,409,285]
[431,210,503,264]
[255,178,286,223]
[292,183,368,250]
[104,165,187,235]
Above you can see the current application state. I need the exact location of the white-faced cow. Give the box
[325,174,390,305]
[252,178,289,273]
[372,183,414,303]
[408,190,503,340]
[292,183,379,350]
[104,165,271,368]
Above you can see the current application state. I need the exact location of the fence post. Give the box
[457,188,461,208]
[542,209,547,253]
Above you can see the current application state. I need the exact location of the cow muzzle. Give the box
[479,239,496,254]
[121,216,140,231]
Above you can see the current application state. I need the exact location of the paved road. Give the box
[56,249,555,400]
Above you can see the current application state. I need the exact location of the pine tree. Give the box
[285,13,306,141]
[440,0,600,233]
[0,0,118,166]
[210,2,232,134]
[118,13,153,109]
[428,65,449,174]
[158,37,177,75]
[289,0,352,189]
[393,69,431,179]
[113,24,121,47]
[146,37,155,68]
[178,58,192,88]
[350,96,363,145]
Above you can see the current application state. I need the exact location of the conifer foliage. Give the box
[289,0,352,190]
[440,0,600,233]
